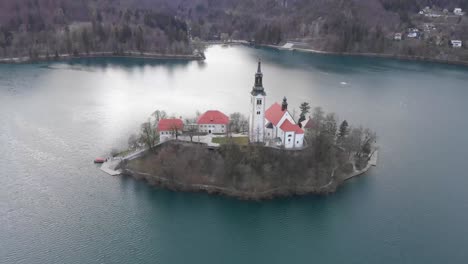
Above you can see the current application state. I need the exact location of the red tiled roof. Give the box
[280,119,304,134]
[302,118,316,129]
[197,110,229,125]
[158,119,184,131]
[265,102,286,126]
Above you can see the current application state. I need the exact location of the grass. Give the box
[212,136,249,145]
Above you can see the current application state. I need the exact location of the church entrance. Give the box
[209,130,212,134]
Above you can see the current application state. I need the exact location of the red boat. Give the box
[94,157,106,164]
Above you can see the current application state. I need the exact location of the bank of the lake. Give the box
[260,43,468,67]
[119,141,377,200]
[2,45,468,264]
[0,51,204,64]
[118,140,376,200]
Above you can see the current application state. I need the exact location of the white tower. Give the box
[249,61,266,143]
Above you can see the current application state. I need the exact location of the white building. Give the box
[454,8,464,16]
[394,33,402,41]
[249,61,267,143]
[197,110,229,134]
[451,40,462,48]
[248,62,304,149]
[264,98,304,149]
[407,28,419,38]
[158,118,184,142]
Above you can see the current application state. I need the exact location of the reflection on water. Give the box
[1,45,468,264]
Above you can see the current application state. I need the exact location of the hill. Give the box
[0,0,467,62]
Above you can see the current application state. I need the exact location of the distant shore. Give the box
[258,43,468,67]
[0,51,205,64]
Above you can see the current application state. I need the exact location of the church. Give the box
[249,61,304,149]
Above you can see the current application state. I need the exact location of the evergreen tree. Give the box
[298,102,311,125]
[339,120,349,138]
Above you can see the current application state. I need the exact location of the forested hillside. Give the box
[0,0,467,61]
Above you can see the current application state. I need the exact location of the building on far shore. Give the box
[158,118,184,142]
[394,33,402,41]
[454,8,464,16]
[451,40,462,48]
[197,110,229,134]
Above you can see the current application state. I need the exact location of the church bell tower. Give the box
[249,60,266,143]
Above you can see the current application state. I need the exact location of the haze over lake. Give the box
[1,45,468,264]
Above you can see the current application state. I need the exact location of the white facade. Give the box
[198,123,227,134]
[159,131,179,142]
[250,94,266,142]
[281,132,304,149]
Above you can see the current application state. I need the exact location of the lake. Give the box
[1,45,468,263]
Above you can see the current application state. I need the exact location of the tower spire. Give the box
[282,97,288,111]
[252,60,265,95]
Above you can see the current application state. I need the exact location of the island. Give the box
[103,61,378,200]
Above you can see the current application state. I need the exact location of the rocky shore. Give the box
[118,141,377,200]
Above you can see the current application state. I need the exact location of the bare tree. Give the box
[139,119,158,151]
[152,110,167,123]
[170,123,180,140]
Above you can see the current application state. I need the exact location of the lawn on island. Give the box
[212,136,249,145]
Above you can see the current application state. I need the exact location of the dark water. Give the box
[2,45,468,263]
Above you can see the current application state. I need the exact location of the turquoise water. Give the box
[1,45,468,263]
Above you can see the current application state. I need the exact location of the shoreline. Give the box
[117,143,378,200]
[258,43,468,67]
[122,168,339,200]
[0,51,204,64]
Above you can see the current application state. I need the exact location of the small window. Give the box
[257,99,262,105]
[257,111,260,115]
[288,139,291,142]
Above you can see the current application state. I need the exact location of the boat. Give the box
[94,157,106,164]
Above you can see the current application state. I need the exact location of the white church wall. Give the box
[250,94,266,142]
[284,131,295,149]
[294,134,304,148]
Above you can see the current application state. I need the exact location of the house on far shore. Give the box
[394,33,402,41]
[158,118,184,142]
[451,40,463,48]
[454,8,464,16]
[197,110,230,134]
[407,28,419,38]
